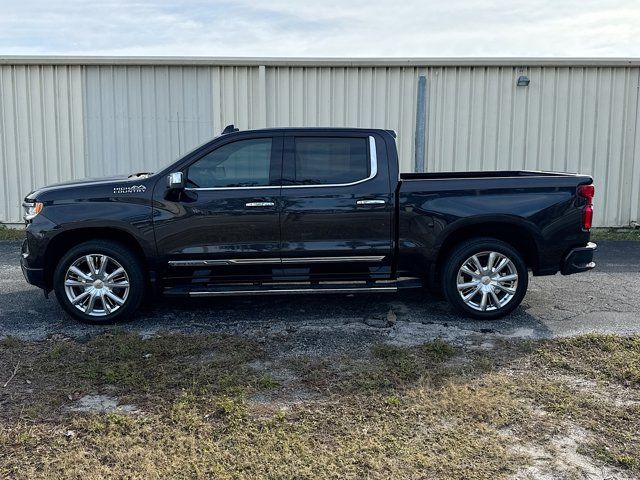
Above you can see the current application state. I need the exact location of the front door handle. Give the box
[356,199,386,206]
[245,201,275,207]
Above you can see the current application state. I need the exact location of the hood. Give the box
[25,174,153,201]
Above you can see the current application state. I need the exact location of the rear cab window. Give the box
[287,136,371,186]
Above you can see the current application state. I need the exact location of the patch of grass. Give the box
[0,336,24,349]
[534,334,640,386]
[471,354,497,373]
[1,331,266,416]
[417,338,456,362]
[0,224,24,241]
[383,394,401,406]
[2,333,640,478]
[257,374,280,389]
[0,384,527,479]
[516,375,640,474]
[509,335,640,474]
[591,227,640,241]
[290,340,459,395]
[516,377,585,416]
[588,446,639,471]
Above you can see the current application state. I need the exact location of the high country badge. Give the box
[113,185,147,194]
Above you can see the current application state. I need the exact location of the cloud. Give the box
[0,0,638,56]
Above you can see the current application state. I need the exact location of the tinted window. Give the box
[188,138,272,188]
[293,137,369,185]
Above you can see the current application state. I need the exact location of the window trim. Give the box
[184,136,280,191]
[282,135,378,189]
[184,134,378,191]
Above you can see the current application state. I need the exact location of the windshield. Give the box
[155,136,220,174]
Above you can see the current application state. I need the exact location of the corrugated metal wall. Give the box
[0,65,85,224]
[1,59,639,226]
[424,66,640,229]
[83,66,266,177]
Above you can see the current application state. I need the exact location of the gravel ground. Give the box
[1,240,638,355]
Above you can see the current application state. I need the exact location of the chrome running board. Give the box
[163,278,422,297]
[188,286,397,297]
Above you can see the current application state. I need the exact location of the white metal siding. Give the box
[83,65,265,177]
[82,65,420,177]
[1,59,639,227]
[0,65,85,223]
[424,66,640,227]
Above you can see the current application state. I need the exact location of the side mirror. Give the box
[167,172,185,189]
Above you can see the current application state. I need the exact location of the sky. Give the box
[0,0,638,57]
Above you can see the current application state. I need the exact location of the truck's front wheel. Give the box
[53,240,145,324]
[442,238,528,319]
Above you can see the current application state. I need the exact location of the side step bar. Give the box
[189,286,397,297]
[163,279,422,298]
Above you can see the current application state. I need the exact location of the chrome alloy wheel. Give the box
[63,254,130,317]
[456,251,519,312]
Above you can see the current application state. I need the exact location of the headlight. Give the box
[23,201,43,221]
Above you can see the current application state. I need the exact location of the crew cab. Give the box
[21,126,596,323]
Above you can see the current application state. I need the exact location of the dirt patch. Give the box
[512,427,632,479]
[248,360,321,408]
[68,394,139,414]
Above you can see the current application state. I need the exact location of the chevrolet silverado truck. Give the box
[21,126,596,323]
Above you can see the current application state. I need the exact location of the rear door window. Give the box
[291,137,370,185]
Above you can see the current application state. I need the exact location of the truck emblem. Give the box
[113,185,147,194]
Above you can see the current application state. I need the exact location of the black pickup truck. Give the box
[21,126,596,323]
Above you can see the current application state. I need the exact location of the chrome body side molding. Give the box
[281,256,385,264]
[168,258,281,267]
[168,255,385,267]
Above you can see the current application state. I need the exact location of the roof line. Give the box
[1,56,640,68]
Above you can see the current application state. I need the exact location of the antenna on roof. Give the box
[222,124,239,135]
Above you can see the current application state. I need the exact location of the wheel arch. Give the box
[434,219,541,281]
[43,227,150,288]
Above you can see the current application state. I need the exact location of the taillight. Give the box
[577,184,595,230]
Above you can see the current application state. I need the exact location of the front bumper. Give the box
[21,257,46,288]
[561,242,597,275]
[20,239,47,289]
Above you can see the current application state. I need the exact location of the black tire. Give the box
[53,240,145,324]
[442,238,528,320]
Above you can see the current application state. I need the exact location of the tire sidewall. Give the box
[53,240,145,324]
[442,238,528,320]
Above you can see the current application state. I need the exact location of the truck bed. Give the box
[400,170,580,180]
[396,168,593,278]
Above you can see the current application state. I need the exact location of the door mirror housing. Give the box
[167,172,185,189]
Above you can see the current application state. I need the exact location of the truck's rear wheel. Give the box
[53,240,145,324]
[442,238,528,319]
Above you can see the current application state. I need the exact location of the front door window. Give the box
[187,138,273,188]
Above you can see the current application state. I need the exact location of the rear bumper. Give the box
[561,242,597,275]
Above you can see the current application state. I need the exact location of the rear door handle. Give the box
[245,201,275,207]
[356,199,386,205]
